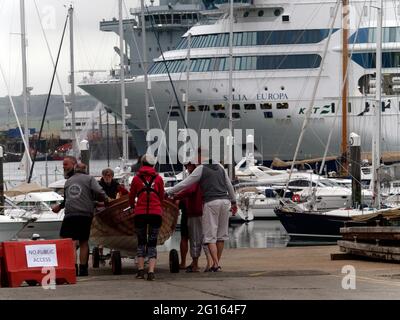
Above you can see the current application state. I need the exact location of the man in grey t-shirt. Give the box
[53,162,109,276]
[167,150,237,272]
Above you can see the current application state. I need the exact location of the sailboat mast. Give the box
[227,0,234,179]
[68,5,78,158]
[185,33,191,126]
[183,33,191,173]
[118,0,128,162]
[341,0,349,176]
[20,0,30,181]
[373,0,383,209]
[141,0,151,148]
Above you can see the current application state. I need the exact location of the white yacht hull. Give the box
[16,220,63,240]
[0,220,25,242]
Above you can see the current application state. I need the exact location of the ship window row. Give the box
[149,54,322,74]
[167,102,289,117]
[352,52,400,68]
[65,122,88,127]
[168,111,276,119]
[175,29,337,49]
[144,13,199,26]
[349,27,400,44]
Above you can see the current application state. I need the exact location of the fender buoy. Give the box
[292,194,301,202]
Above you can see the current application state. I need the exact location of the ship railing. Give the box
[79,75,137,85]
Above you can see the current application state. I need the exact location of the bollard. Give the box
[349,133,361,208]
[79,140,90,174]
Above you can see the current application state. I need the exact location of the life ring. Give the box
[292,194,301,202]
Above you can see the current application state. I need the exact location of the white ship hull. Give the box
[80,0,400,160]
[81,75,399,160]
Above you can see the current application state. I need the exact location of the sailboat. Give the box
[275,0,400,241]
[0,1,78,241]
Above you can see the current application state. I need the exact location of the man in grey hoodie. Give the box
[55,162,109,276]
[167,149,237,272]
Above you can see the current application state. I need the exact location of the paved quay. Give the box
[1,245,400,300]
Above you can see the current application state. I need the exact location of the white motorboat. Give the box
[296,187,373,211]
[6,191,65,240]
[0,214,26,242]
[233,187,279,222]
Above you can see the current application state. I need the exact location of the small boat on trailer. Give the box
[90,195,180,274]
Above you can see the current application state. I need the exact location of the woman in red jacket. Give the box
[129,154,165,281]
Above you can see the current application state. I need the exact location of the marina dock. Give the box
[1,245,400,299]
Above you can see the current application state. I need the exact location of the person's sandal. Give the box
[210,266,221,272]
[147,272,155,281]
[186,265,200,273]
[136,269,145,279]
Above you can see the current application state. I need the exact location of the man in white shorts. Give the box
[167,149,237,272]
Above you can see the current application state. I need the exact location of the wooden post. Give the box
[349,133,361,208]
[341,0,349,176]
[80,140,90,174]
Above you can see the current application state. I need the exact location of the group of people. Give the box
[52,148,237,281]
[167,150,238,274]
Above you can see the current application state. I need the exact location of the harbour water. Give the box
[158,220,337,253]
[158,220,290,253]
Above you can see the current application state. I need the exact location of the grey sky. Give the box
[0,0,147,97]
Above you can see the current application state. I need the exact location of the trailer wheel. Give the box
[92,247,100,268]
[111,251,122,275]
[26,280,38,286]
[169,249,179,273]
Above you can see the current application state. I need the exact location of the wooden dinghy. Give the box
[90,195,179,257]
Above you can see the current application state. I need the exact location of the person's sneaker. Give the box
[78,264,89,277]
[136,269,145,279]
[147,272,155,281]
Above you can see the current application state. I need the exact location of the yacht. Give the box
[80,0,400,161]
[5,191,65,240]
[275,202,398,240]
[0,214,26,243]
[232,157,370,220]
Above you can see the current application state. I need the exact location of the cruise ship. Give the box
[80,0,400,161]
